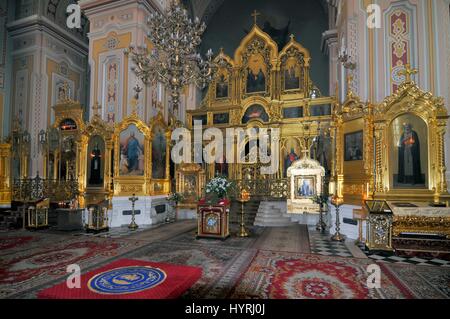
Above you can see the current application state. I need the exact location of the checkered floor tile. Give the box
[357,242,450,267]
[308,228,354,258]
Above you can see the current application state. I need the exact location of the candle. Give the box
[329,182,336,195]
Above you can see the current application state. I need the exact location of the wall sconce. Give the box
[338,47,356,70]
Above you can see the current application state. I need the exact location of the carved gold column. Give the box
[304,57,311,96]
[435,119,448,199]
[374,123,384,193]
[364,103,375,199]
[77,135,88,208]
[105,140,113,196]
[165,129,171,193]
[0,143,12,207]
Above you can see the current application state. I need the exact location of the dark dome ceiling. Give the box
[183,0,329,25]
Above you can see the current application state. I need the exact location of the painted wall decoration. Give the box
[119,124,145,176]
[390,114,427,189]
[87,135,105,186]
[387,8,413,93]
[344,131,363,161]
[14,67,28,126]
[152,126,167,179]
[242,104,269,124]
[105,59,119,124]
[246,53,266,94]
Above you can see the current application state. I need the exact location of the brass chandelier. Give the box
[125,0,216,112]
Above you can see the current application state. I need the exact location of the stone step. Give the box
[254,220,294,227]
[253,201,296,227]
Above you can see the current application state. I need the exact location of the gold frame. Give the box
[79,113,114,207]
[52,100,85,189]
[148,112,171,195]
[235,25,278,100]
[279,35,311,99]
[294,175,316,199]
[334,76,449,204]
[175,163,206,208]
[187,23,336,186]
[0,143,12,207]
[373,81,449,202]
[113,111,151,196]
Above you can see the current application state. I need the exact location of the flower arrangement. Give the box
[167,192,183,204]
[204,176,234,202]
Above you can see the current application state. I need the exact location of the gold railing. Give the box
[231,178,290,200]
[12,176,79,202]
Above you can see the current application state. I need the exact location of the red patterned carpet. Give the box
[37,259,202,299]
[0,240,124,285]
[0,236,34,251]
[229,250,422,299]
[1,224,449,299]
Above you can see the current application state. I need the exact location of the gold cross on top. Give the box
[251,10,260,25]
[399,64,418,83]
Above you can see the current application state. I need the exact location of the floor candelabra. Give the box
[128,194,139,230]
[331,195,345,242]
[238,189,250,238]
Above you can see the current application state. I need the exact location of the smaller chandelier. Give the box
[125,0,216,111]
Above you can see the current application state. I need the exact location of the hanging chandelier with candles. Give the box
[125,0,216,112]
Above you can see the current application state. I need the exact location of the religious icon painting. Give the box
[119,124,145,176]
[215,70,229,99]
[213,112,229,125]
[151,125,167,179]
[183,174,198,202]
[246,53,267,94]
[310,104,331,116]
[87,135,105,186]
[283,106,303,119]
[192,114,208,126]
[283,56,303,91]
[283,138,301,177]
[242,104,269,124]
[294,176,316,199]
[344,131,363,161]
[203,212,220,235]
[390,114,428,189]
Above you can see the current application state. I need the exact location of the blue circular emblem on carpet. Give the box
[88,266,167,294]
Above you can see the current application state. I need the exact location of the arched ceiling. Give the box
[185,0,329,24]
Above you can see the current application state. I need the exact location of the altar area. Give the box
[0,9,449,260]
